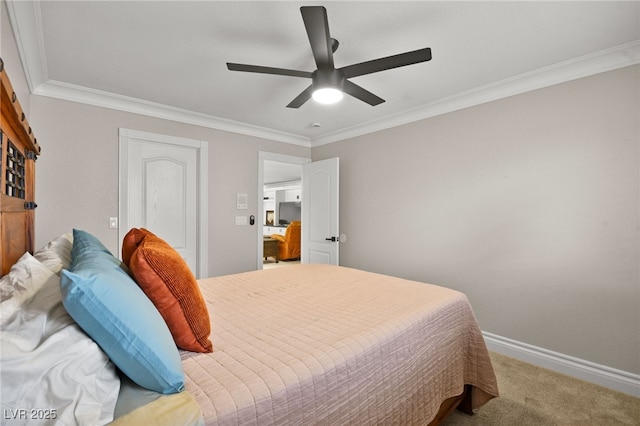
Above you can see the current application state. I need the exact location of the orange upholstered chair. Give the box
[271,221,301,260]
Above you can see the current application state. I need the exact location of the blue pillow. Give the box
[70,228,112,256]
[60,229,185,394]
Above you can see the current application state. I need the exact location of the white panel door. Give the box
[302,157,339,265]
[119,129,207,277]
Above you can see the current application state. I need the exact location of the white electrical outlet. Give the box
[108,217,118,229]
[235,216,247,226]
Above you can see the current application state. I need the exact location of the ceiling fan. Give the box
[226,6,432,108]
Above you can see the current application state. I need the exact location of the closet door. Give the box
[119,128,208,278]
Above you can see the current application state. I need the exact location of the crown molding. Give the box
[310,40,640,147]
[29,41,640,149]
[33,80,312,147]
[5,0,48,93]
[8,1,639,148]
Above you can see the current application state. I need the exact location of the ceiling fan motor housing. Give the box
[312,69,345,92]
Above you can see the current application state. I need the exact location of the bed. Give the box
[0,62,498,425]
[179,263,499,425]
[0,230,498,425]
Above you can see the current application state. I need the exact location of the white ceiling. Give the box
[6,1,640,147]
[263,160,302,186]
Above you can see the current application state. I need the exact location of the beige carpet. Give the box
[442,352,640,425]
[262,259,300,269]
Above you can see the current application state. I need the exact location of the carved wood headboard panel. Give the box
[0,57,41,275]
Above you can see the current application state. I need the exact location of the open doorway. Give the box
[257,152,310,270]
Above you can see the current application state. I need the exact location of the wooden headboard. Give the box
[0,57,41,275]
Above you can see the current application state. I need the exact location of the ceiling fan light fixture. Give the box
[312,69,345,105]
[312,87,343,104]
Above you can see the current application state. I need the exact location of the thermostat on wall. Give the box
[236,193,248,210]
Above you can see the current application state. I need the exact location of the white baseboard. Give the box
[483,332,640,398]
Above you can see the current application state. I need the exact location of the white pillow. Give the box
[0,253,120,425]
[32,233,73,275]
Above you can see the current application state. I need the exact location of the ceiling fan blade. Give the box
[340,48,432,79]
[300,6,334,70]
[227,63,312,78]
[342,80,385,106]
[286,85,314,108]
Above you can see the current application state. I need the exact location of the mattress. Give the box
[180,264,498,425]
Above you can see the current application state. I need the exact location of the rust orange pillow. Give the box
[121,228,155,267]
[129,233,213,353]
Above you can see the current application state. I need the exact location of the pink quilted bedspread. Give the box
[181,264,498,425]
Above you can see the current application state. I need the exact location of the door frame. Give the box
[119,128,209,278]
[257,151,310,269]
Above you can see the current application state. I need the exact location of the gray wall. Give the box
[28,96,310,277]
[313,65,639,374]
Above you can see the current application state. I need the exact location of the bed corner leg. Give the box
[457,384,475,415]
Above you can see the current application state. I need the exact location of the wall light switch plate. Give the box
[109,217,118,229]
[235,216,247,226]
